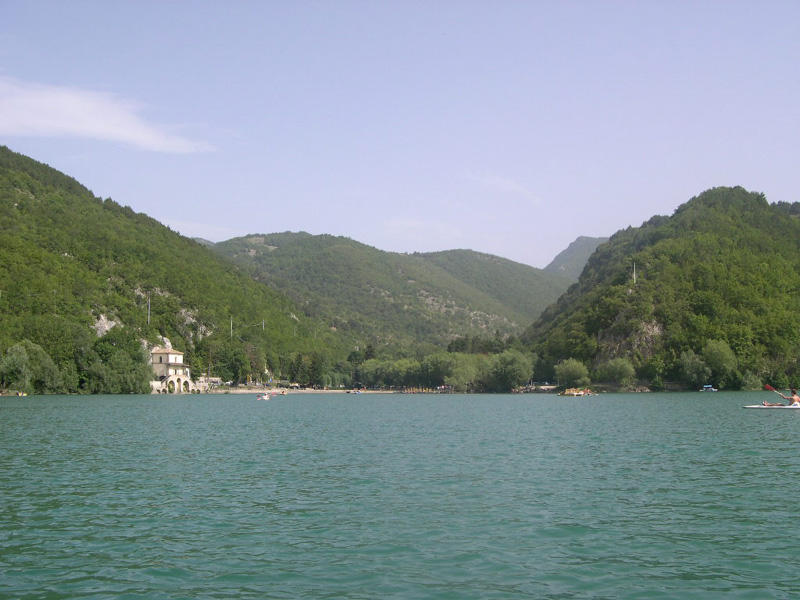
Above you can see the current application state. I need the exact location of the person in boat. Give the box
[763,388,800,407]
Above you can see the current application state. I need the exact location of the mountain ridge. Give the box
[210,233,573,352]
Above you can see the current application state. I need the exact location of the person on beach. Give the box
[763,388,800,406]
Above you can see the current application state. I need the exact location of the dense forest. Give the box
[523,186,800,391]
[211,233,570,351]
[0,146,354,394]
[4,146,799,395]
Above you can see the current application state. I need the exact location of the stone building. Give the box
[149,347,195,394]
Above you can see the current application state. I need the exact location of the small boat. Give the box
[743,404,800,409]
[700,385,718,392]
[558,388,592,397]
[256,393,272,401]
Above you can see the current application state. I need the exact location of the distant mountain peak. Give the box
[544,236,608,280]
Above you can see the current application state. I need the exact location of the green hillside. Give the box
[0,146,351,394]
[415,249,570,321]
[212,233,571,353]
[523,186,800,390]
[544,236,608,280]
[23,144,789,395]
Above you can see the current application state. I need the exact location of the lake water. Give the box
[2,392,799,599]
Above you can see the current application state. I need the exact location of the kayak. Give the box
[743,404,800,409]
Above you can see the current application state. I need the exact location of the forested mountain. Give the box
[416,249,570,319]
[210,234,571,352]
[0,146,353,394]
[524,187,800,390]
[17,144,794,395]
[0,146,580,395]
[544,236,608,280]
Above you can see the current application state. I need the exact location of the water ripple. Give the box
[3,392,800,598]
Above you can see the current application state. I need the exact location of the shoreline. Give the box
[212,387,395,395]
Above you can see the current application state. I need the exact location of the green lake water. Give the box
[2,392,799,599]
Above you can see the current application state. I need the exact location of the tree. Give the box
[419,353,454,388]
[307,352,329,388]
[385,358,421,389]
[88,328,152,394]
[555,358,591,388]
[445,354,489,392]
[596,357,636,387]
[702,339,738,389]
[679,350,711,389]
[217,343,250,385]
[288,353,308,384]
[486,350,533,392]
[0,344,32,393]
[0,340,63,394]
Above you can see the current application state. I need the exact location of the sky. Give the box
[1,1,799,268]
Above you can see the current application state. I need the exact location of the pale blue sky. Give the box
[1,1,798,267]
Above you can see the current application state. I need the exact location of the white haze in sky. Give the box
[0,76,213,153]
